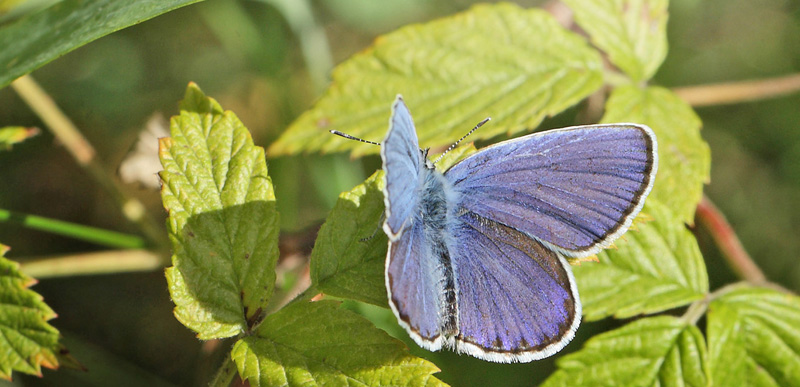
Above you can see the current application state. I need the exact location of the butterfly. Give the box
[337,95,658,363]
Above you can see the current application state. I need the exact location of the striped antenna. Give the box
[330,130,381,146]
[432,117,491,165]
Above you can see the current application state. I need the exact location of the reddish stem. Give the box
[696,195,766,284]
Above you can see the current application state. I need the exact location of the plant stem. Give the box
[10,75,168,251]
[209,354,238,387]
[20,249,164,278]
[695,195,766,284]
[0,208,146,249]
[673,73,800,107]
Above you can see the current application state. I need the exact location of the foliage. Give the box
[0,0,796,385]
[0,244,62,379]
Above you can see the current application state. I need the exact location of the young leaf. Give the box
[231,300,445,387]
[563,0,668,82]
[0,244,62,379]
[270,2,603,157]
[707,286,800,386]
[603,85,711,224]
[542,316,707,387]
[0,126,39,151]
[159,83,279,339]
[310,171,388,306]
[573,199,709,321]
[0,0,202,89]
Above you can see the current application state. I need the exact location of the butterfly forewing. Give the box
[445,124,657,257]
[381,97,424,240]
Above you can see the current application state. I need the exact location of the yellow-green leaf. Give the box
[160,83,279,339]
[707,286,800,386]
[270,3,603,157]
[564,0,668,82]
[0,244,62,379]
[232,300,446,386]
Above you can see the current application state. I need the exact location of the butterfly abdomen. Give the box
[419,167,460,336]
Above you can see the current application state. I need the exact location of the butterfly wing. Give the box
[382,96,450,349]
[447,212,580,362]
[445,124,657,257]
[381,96,424,241]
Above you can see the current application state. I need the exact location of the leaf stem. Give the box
[208,353,238,387]
[695,195,766,284]
[0,208,146,249]
[10,75,168,250]
[19,249,164,278]
[672,73,800,107]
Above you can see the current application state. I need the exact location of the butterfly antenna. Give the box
[432,117,491,164]
[330,130,381,146]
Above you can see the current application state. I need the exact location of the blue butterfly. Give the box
[345,95,658,363]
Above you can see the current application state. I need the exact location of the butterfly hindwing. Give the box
[447,212,580,362]
[445,124,657,257]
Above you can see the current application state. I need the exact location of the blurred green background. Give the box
[0,0,798,385]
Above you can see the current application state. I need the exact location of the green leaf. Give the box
[270,2,603,157]
[573,199,709,321]
[0,244,62,379]
[563,0,668,82]
[0,0,202,89]
[707,286,800,386]
[231,300,445,387]
[542,316,707,387]
[310,171,388,306]
[602,85,711,224]
[159,83,279,339]
[0,126,38,151]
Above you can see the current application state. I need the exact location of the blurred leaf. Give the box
[542,316,707,387]
[160,83,279,340]
[0,126,38,151]
[310,171,388,306]
[707,286,800,386]
[563,0,668,82]
[574,199,708,321]
[270,2,603,157]
[0,244,62,379]
[602,85,710,224]
[0,0,202,89]
[232,300,445,386]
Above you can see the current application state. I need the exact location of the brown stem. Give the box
[673,73,800,107]
[696,195,767,284]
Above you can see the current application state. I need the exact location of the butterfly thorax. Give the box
[418,165,459,336]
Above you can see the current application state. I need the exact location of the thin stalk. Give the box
[208,353,238,387]
[10,75,168,251]
[20,249,164,278]
[0,208,145,249]
[696,195,766,284]
[673,73,800,107]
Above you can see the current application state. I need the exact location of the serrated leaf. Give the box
[310,171,388,306]
[159,83,279,340]
[310,144,477,307]
[564,0,668,82]
[0,244,62,380]
[602,85,710,224]
[0,0,202,89]
[707,286,800,386]
[270,2,603,157]
[0,126,38,151]
[232,300,445,387]
[573,199,709,321]
[542,316,707,387]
